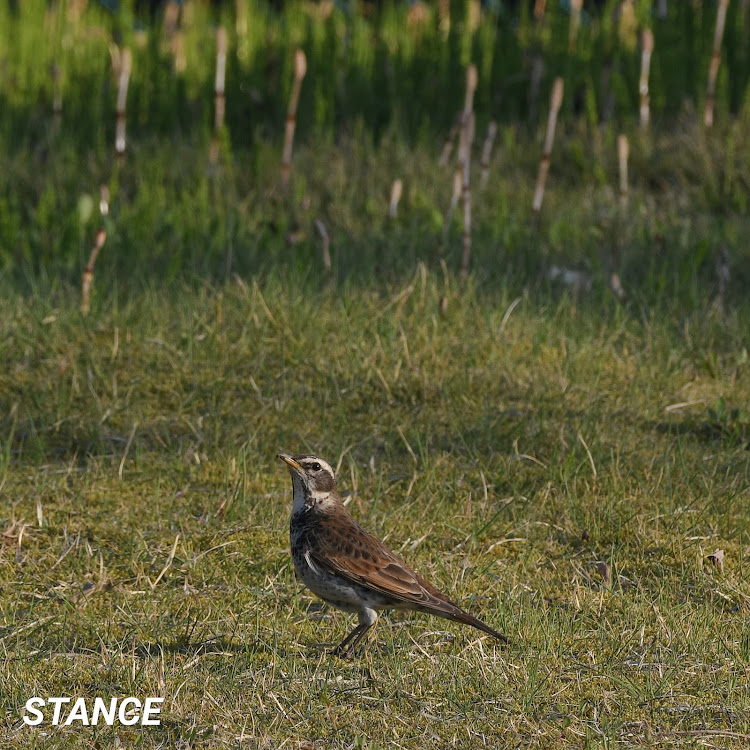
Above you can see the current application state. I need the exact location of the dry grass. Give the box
[0,273,748,748]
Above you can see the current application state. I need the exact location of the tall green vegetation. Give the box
[2,1,748,142]
[0,0,748,299]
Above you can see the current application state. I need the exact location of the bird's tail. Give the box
[419,597,508,643]
[449,607,508,644]
[412,573,508,643]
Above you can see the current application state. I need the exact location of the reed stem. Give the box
[81,187,109,315]
[115,48,132,156]
[459,65,477,278]
[281,49,307,189]
[617,134,629,209]
[314,219,332,272]
[532,77,563,213]
[389,179,403,219]
[639,29,654,130]
[210,27,228,166]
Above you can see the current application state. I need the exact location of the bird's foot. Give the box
[331,643,355,659]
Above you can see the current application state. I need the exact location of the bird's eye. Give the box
[311,462,321,471]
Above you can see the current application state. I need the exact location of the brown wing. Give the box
[306,507,508,642]
[307,509,462,615]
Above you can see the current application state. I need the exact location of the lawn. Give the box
[1,271,748,747]
[1,1,750,748]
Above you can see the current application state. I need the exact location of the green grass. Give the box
[0,274,748,748]
[2,2,750,747]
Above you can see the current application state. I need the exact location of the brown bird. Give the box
[277,453,507,657]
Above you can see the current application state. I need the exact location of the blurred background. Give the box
[1,0,749,302]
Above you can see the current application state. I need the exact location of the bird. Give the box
[277,453,508,657]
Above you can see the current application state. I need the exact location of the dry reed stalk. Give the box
[100,184,110,217]
[617,134,629,208]
[458,65,477,278]
[533,77,564,213]
[81,186,109,315]
[281,49,307,189]
[479,121,497,190]
[314,219,332,271]
[115,48,132,155]
[568,0,582,51]
[705,0,729,127]
[459,111,475,278]
[81,229,106,315]
[214,28,227,131]
[210,27,228,166]
[389,179,403,218]
[443,63,477,170]
[639,28,654,129]
[443,65,477,240]
[439,111,462,166]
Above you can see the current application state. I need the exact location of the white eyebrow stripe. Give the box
[300,458,335,477]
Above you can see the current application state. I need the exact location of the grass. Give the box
[1,1,750,747]
[0,272,748,748]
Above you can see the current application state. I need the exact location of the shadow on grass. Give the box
[1,629,277,661]
[135,635,273,659]
[4,417,205,466]
[651,419,749,449]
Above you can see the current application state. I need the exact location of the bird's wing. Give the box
[306,513,457,614]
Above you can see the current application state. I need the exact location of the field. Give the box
[2,1,750,748]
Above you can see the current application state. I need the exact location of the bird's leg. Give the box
[332,609,377,658]
[332,623,370,658]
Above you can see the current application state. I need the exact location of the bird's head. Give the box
[277,453,338,512]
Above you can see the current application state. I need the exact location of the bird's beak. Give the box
[277,453,303,471]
